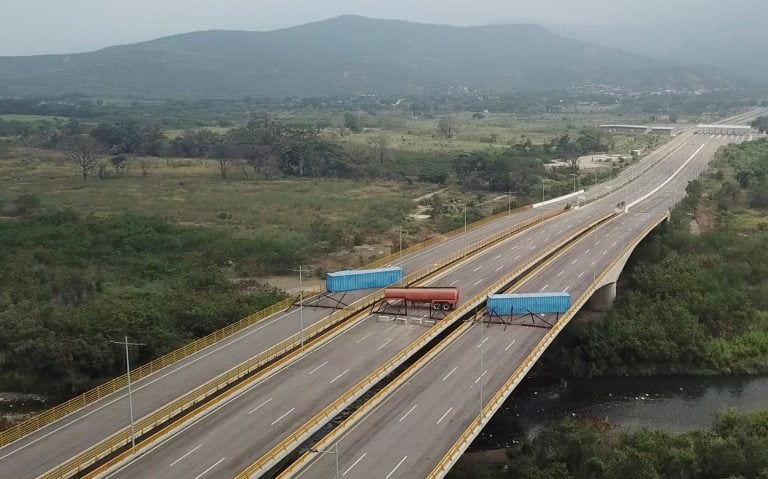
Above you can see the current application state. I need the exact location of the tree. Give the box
[750,116,768,133]
[369,135,390,163]
[344,112,362,133]
[66,135,103,183]
[437,115,458,138]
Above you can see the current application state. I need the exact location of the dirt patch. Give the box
[455,448,509,466]
[691,207,716,235]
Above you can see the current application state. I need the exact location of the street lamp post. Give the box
[399,226,404,286]
[110,336,144,452]
[463,203,468,254]
[289,265,311,351]
[310,444,339,479]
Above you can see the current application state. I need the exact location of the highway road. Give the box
[284,133,742,478]
[101,196,614,478]
[0,200,556,478]
[100,132,739,478]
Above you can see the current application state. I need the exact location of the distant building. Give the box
[650,126,676,135]
[697,124,752,135]
[599,124,650,134]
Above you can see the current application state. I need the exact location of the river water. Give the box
[469,375,768,451]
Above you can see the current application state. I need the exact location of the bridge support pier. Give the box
[588,282,616,311]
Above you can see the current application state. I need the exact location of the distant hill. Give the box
[0,16,741,99]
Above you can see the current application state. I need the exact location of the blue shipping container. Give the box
[487,292,571,316]
[326,267,403,293]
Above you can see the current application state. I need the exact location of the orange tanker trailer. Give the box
[383,287,459,312]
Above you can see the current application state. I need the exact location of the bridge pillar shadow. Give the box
[587,281,616,311]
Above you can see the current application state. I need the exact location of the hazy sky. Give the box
[0,0,752,56]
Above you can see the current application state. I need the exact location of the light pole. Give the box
[110,336,144,452]
[463,203,468,254]
[479,310,484,418]
[542,178,546,202]
[570,173,577,194]
[290,265,311,351]
[310,444,339,479]
[399,226,403,286]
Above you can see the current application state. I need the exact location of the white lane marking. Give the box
[192,457,226,479]
[514,255,522,260]
[504,339,516,352]
[591,261,596,266]
[386,456,408,479]
[308,361,329,375]
[612,241,618,247]
[584,249,590,255]
[248,397,274,415]
[443,366,458,381]
[376,339,393,351]
[493,254,502,260]
[355,332,372,344]
[540,284,549,292]
[472,266,483,272]
[476,337,489,349]
[556,230,563,234]
[526,237,532,242]
[270,408,295,426]
[563,285,570,292]
[572,259,578,264]
[473,279,483,286]
[436,407,454,425]
[329,369,351,384]
[530,245,536,250]
[595,241,600,245]
[399,404,418,422]
[474,370,488,384]
[511,245,518,250]
[449,279,460,286]
[603,250,608,255]
[557,270,564,277]
[169,444,203,467]
[496,265,504,272]
[578,272,584,279]
[343,453,367,476]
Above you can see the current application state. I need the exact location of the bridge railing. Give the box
[42,208,566,479]
[427,214,667,479]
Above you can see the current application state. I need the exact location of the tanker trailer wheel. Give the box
[441,302,451,311]
[432,302,442,310]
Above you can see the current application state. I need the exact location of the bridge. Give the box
[0,110,763,479]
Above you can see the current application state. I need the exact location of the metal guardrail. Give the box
[43,208,567,479]
[247,212,616,479]
[0,204,539,449]
[427,214,667,479]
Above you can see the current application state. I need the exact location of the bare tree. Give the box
[139,158,152,177]
[66,135,103,183]
[369,135,390,163]
[217,157,232,179]
[437,115,458,139]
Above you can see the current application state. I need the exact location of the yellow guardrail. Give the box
[0,292,320,449]
[42,207,566,479]
[242,211,616,479]
[0,204,541,448]
[427,214,667,479]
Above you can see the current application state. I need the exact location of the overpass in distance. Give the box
[0,110,763,479]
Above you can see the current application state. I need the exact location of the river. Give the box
[467,375,768,452]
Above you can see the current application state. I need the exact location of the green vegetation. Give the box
[537,139,768,377]
[0,207,287,397]
[448,410,768,479]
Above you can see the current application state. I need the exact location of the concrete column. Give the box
[588,282,617,311]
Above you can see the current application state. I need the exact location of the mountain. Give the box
[545,12,768,83]
[0,16,741,100]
